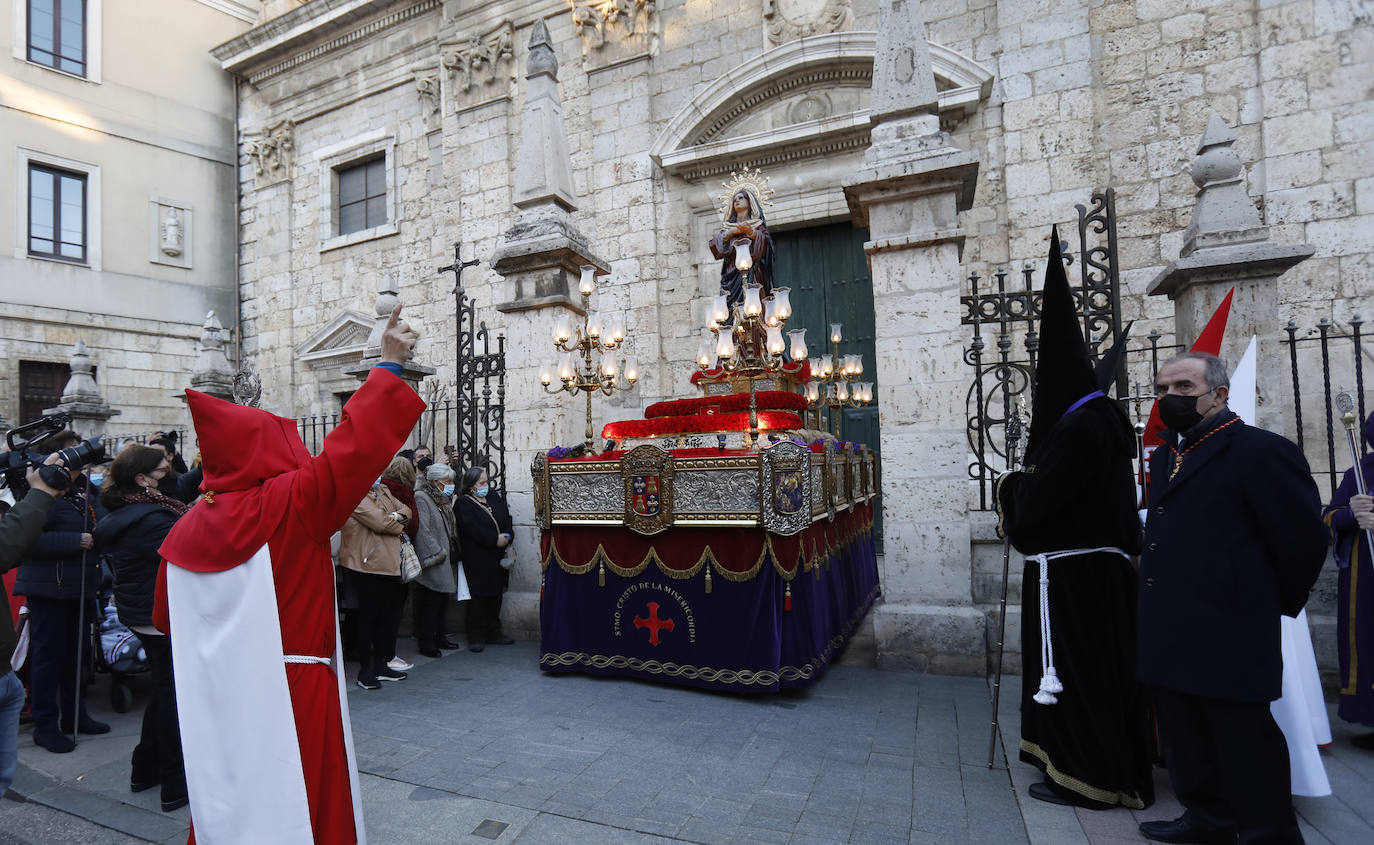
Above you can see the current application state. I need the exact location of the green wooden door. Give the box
[772,222,882,551]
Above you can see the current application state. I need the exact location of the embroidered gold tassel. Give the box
[784,583,792,612]
[705,565,713,594]
[598,561,605,587]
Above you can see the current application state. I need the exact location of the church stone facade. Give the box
[219,0,1368,670]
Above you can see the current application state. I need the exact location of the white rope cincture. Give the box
[1025,546,1131,706]
[282,654,332,665]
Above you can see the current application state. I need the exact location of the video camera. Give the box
[0,413,107,497]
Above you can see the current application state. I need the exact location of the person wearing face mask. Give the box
[411,463,463,657]
[1135,351,1327,845]
[12,430,109,753]
[454,467,514,652]
[93,445,189,811]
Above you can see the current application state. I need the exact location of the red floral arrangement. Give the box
[644,391,808,419]
[690,359,811,385]
[602,410,804,440]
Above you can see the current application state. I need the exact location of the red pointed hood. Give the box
[186,389,311,492]
[160,390,308,573]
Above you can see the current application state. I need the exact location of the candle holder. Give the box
[700,273,804,446]
[541,265,639,452]
[804,322,872,436]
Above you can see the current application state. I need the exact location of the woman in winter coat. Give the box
[379,457,419,672]
[337,476,410,689]
[92,445,188,812]
[411,464,462,657]
[12,431,108,753]
[454,467,514,652]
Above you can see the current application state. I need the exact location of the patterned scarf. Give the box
[113,486,191,517]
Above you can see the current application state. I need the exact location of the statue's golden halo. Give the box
[717,168,775,219]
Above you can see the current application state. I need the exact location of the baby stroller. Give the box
[92,596,149,713]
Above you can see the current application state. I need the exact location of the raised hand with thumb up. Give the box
[381,303,419,366]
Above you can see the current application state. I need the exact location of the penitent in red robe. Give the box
[155,368,424,844]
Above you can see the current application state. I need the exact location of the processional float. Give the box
[532,170,882,692]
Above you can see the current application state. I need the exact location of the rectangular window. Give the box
[28,163,87,263]
[336,156,387,236]
[27,0,86,76]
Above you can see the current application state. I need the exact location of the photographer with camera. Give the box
[12,430,109,753]
[1,454,64,793]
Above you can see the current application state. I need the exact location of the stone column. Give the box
[44,339,120,440]
[1148,113,1313,434]
[345,273,437,389]
[491,19,610,638]
[843,0,983,674]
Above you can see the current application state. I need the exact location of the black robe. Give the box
[454,492,513,597]
[996,395,1153,809]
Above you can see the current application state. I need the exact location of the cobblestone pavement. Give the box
[4,640,1371,844]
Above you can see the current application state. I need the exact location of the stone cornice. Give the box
[213,0,439,82]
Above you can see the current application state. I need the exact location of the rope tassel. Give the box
[1033,555,1061,705]
[598,560,605,588]
[784,583,791,612]
[705,565,712,594]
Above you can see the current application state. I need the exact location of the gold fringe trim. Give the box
[1018,738,1147,810]
[540,510,875,586]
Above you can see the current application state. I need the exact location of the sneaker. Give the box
[131,778,159,794]
[356,678,381,691]
[387,656,414,671]
[376,668,407,682]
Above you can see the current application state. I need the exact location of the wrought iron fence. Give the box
[99,429,188,456]
[963,189,1126,510]
[297,244,509,494]
[1282,315,1367,501]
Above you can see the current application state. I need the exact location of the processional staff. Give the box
[1336,390,1374,552]
[988,399,1027,768]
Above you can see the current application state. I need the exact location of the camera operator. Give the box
[12,430,109,753]
[1,454,64,793]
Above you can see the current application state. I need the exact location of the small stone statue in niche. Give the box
[160,207,184,257]
[710,169,775,314]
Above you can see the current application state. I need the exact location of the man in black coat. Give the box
[12,431,110,753]
[1137,352,1327,845]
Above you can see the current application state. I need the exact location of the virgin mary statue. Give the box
[709,179,775,313]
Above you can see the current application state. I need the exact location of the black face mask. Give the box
[1159,392,1208,432]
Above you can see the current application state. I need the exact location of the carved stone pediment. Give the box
[295,310,373,364]
[650,32,993,182]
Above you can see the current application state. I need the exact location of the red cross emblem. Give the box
[633,601,675,646]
